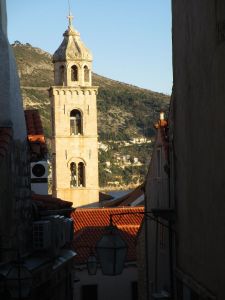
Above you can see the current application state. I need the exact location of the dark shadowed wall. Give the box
[172,0,225,299]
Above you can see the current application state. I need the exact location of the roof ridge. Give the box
[75,206,144,212]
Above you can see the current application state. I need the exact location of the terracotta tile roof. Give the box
[24,110,48,160]
[32,194,73,211]
[24,110,44,135]
[72,207,144,264]
[73,207,144,230]
[0,127,12,159]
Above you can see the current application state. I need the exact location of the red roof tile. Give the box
[24,110,48,160]
[73,207,144,230]
[24,110,44,135]
[0,127,12,159]
[72,207,144,264]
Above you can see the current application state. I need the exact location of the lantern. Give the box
[96,226,127,276]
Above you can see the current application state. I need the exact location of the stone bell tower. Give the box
[49,14,99,207]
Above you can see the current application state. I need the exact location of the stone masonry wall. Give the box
[172,0,225,298]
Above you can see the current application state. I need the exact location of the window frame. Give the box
[69,160,86,188]
[70,109,83,135]
[84,65,90,82]
[71,65,78,82]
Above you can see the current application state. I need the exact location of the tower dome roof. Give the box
[53,24,93,63]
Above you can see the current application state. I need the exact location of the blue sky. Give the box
[7,0,172,94]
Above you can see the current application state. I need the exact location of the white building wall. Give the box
[74,264,137,300]
[137,123,171,300]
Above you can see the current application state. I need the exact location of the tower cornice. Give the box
[50,86,99,90]
[49,86,99,97]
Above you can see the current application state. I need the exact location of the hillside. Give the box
[13,41,170,187]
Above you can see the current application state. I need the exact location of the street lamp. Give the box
[95,210,175,277]
[96,225,127,276]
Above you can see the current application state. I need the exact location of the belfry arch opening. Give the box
[70,109,82,135]
[84,65,90,82]
[70,162,77,187]
[59,65,65,85]
[78,162,85,187]
[71,65,78,81]
[70,161,85,187]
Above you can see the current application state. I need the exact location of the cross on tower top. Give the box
[67,13,74,27]
[67,0,74,27]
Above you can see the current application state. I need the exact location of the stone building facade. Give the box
[171,1,225,299]
[50,15,99,207]
[0,3,75,299]
[137,113,171,300]
[72,206,143,300]
[0,0,32,259]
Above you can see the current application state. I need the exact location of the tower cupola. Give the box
[53,14,92,87]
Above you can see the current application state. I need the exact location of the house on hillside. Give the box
[137,112,171,300]
[72,207,144,300]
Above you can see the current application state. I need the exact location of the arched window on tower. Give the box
[78,162,85,187]
[84,66,90,82]
[71,65,78,81]
[59,65,65,85]
[70,109,82,135]
[70,162,77,187]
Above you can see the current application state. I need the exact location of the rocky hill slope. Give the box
[13,41,170,187]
